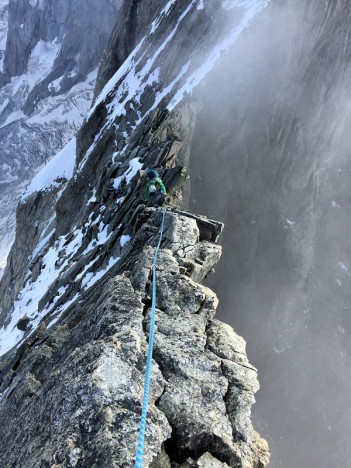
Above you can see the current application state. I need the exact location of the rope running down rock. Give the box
[135,207,166,468]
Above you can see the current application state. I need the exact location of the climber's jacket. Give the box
[145,177,167,200]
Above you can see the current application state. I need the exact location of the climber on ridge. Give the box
[139,168,167,204]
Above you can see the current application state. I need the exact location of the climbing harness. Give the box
[134,207,166,468]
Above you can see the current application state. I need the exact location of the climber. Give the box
[140,168,167,203]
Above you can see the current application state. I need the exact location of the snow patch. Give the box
[150,0,177,34]
[0,258,6,279]
[47,293,80,329]
[75,257,99,282]
[28,39,60,85]
[0,97,9,115]
[48,76,63,93]
[113,157,143,190]
[284,219,295,229]
[32,228,55,258]
[82,256,120,290]
[87,188,97,204]
[23,137,76,198]
[0,110,25,128]
[120,235,131,247]
[116,196,126,205]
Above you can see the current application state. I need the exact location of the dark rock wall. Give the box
[189,0,351,466]
[94,0,160,98]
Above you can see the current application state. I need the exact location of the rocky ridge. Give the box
[0,103,269,466]
[0,207,268,467]
[0,0,270,466]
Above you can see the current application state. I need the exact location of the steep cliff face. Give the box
[0,0,121,274]
[1,0,122,101]
[94,0,160,98]
[0,206,267,467]
[0,0,269,466]
[188,0,351,466]
[0,1,7,71]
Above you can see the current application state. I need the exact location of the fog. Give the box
[189,1,351,466]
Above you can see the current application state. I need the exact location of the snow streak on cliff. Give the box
[88,0,271,159]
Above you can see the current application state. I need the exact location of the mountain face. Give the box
[0,0,121,275]
[0,0,270,467]
[0,1,7,72]
[1,0,349,466]
[77,0,351,466]
[187,1,351,467]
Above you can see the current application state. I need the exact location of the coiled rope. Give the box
[135,207,166,468]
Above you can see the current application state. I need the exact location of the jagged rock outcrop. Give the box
[0,207,268,467]
[0,1,270,466]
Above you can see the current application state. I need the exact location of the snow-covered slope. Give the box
[0,68,97,278]
[0,0,121,276]
[82,0,271,172]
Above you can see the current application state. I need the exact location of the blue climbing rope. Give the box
[135,207,166,468]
